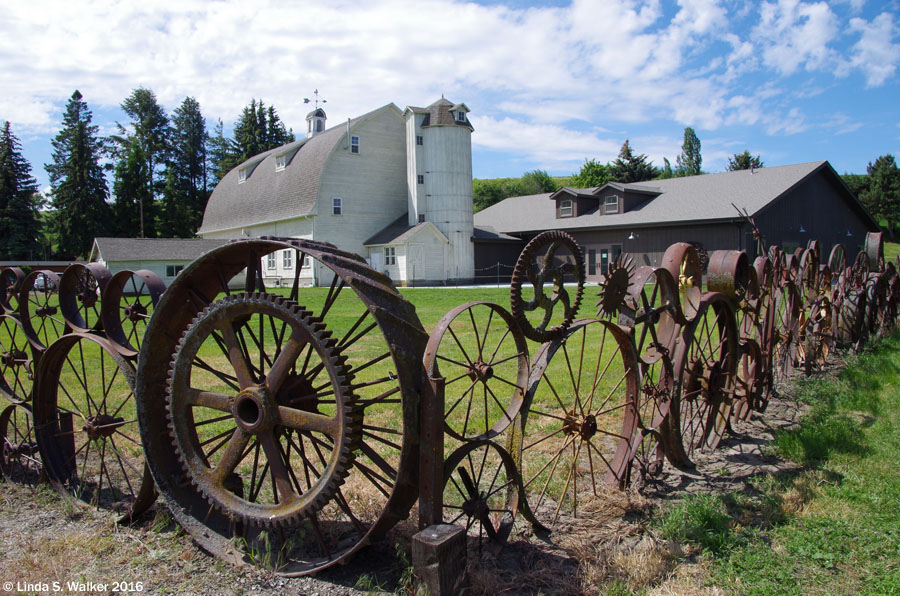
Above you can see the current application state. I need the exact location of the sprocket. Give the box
[596,253,635,318]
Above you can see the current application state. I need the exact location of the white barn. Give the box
[89,237,229,285]
[198,98,475,286]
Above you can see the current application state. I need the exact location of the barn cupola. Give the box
[304,89,327,138]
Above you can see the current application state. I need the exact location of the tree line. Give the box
[474,127,766,212]
[842,155,900,239]
[0,89,295,260]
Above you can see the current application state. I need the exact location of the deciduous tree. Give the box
[676,127,702,176]
[572,159,612,188]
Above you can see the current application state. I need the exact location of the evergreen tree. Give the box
[232,99,294,163]
[45,90,112,258]
[727,150,764,171]
[572,159,613,188]
[612,141,656,183]
[112,141,150,237]
[113,87,169,237]
[659,158,675,179]
[208,118,238,186]
[861,155,900,239]
[676,127,702,176]
[0,122,42,259]
[162,97,209,237]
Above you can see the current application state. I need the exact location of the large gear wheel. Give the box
[596,253,635,319]
[510,230,585,343]
[165,292,359,528]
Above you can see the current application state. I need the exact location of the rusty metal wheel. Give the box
[596,253,635,319]
[620,266,681,363]
[166,292,359,528]
[32,333,156,522]
[101,270,166,358]
[0,314,36,404]
[18,270,66,352]
[625,354,675,484]
[424,301,528,442]
[59,263,112,334]
[771,281,801,379]
[441,440,534,549]
[865,231,884,271]
[663,293,738,465]
[0,267,25,314]
[799,296,833,376]
[661,243,702,322]
[828,244,847,274]
[732,339,763,421]
[510,231,584,343]
[136,238,428,576]
[0,403,42,485]
[519,319,639,521]
[834,270,867,347]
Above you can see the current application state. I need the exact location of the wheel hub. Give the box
[562,410,598,441]
[83,414,126,441]
[232,387,278,433]
[124,303,147,321]
[467,360,494,383]
[35,305,57,317]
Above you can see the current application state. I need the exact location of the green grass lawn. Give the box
[884,241,900,264]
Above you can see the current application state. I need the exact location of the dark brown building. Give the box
[473,161,877,282]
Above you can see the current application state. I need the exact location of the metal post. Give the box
[418,374,445,529]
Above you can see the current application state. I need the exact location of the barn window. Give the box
[275,154,288,171]
[416,135,423,146]
[350,136,360,154]
[418,213,425,223]
[559,199,573,217]
[384,246,396,265]
[604,196,618,214]
[238,168,248,183]
[417,174,424,184]
[266,253,276,269]
[166,265,184,277]
[283,250,293,269]
[456,110,466,123]
[332,197,342,215]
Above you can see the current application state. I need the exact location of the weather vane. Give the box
[303,89,327,109]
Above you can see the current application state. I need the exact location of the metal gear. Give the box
[596,253,635,319]
[165,292,360,528]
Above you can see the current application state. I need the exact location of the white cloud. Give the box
[753,0,840,75]
[848,13,900,87]
[824,112,863,134]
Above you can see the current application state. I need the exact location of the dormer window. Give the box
[350,136,360,154]
[456,111,466,123]
[238,168,248,183]
[275,154,288,171]
[604,196,619,214]
[559,199,573,217]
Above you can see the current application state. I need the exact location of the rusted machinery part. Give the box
[517,319,640,520]
[510,230,585,343]
[851,251,870,288]
[798,248,820,297]
[0,267,26,315]
[754,256,774,293]
[18,270,66,352]
[622,266,681,364]
[833,272,868,348]
[100,269,166,358]
[661,243,702,322]
[442,439,546,548]
[59,263,112,333]
[32,333,157,523]
[770,281,802,379]
[625,352,676,484]
[424,301,528,442]
[865,231,884,271]
[863,272,890,337]
[135,237,428,576]
[806,239,821,261]
[661,292,738,466]
[818,265,833,294]
[732,339,763,422]
[0,314,36,404]
[828,244,847,274]
[167,293,360,527]
[707,250,755,302]
[783,252,801,286]
[0,402,42,484]
[596,253,635,319]
[799,296,833,377]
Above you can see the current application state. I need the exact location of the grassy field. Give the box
[884,241,900,264]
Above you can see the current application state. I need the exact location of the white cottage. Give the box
[198,98,475,286]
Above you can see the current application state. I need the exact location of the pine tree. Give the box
[0,122,42,259]
[727,150,764,171]
[45,91,112,259]
[232,99,294,163]
[612,141,656,183]
[208,118,238,186]
[162,97,209,237]
[113,88,169,237]
[862,155,900,239]
[676,127,702,176]
[112,141,150,237]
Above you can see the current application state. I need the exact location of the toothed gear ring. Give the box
[165,292,359,528]
[597,254,635,318]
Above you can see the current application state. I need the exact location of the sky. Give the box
[2,0,899,194]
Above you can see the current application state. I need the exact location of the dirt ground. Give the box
[0,365,819,596]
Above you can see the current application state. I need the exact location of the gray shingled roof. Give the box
[91,238,229,262]
[472,225,522,242]
[475,161,867,234]
[364,214,448,245]
[406,98,473,130]
[198,104,399,234]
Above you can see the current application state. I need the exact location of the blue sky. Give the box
[2,0,898,193]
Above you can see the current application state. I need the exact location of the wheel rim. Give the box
[101,269,165,358]
[18,270,66,352]
[0,403,42,484]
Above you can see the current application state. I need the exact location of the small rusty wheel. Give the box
[59,263,112,333]
[596,253,635,319]
[625,354,675,484]
[424,301,528,442]
[833,271,867,347]
[101,270,166,358]
[771,281,801,379]
[0,403,42,485]
[442,440,537,549]
[798,248,820,301]
[519,319,639,521]
[663,293,738,466]
[0,267,25,314]
[18,270,66,352]
[865,231,884,271]
[0,314,36,404]
[620,266,681,364]
[510,231,585,343]
[732,339,762,421]
[166,292,359,528]
[828,244,847,274]
[32,333,156,522]
[799,296,833,376]
[661,243,702,322]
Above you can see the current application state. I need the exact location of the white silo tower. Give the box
[404,98,474,282]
